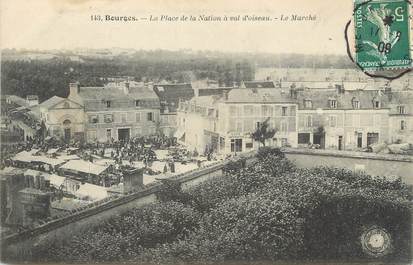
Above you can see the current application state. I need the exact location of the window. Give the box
[256,122,261,129]
[244,105,254,116]
[135,100,140,107]
[106,100,111,108]
[230,139,242,152]
[401,120,406,130]
[229,106,237,116]
[329,99,337,109]
[397,105,406,114]
[246,142,253,149]
[282,106,288,116]
[353,114,360,127]
[262,105,270,116]
[236,121,243,133]
[328,115,337,127]
[306,115,313,127]
[89,115,99,124]
[352,98,360,109]
[106,129,112,140]
[281,121,288,132]
[357,132,363,148]
[104,114,113,123]
[136,113,141,122]
[244,119,254,132]
[121,113,127,123]
[215,109,219,118]
[374,100,380,109]
[63,102,70,108]
[290,106,296,116]
[304,99,312,109]
[147,112,154,121]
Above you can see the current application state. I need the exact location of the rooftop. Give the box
[226,88,295,104]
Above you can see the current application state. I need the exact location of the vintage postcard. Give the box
[0,0,412,264]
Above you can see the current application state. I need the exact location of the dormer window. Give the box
[329,99,337,109]
[106,100,111,108]
[304,99,312,109]
[352,97,360,109]
[397,105,406,114]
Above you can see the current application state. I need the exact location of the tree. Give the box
[251,118,276,147]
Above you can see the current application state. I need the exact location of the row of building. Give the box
[177,82,412,154]
[4,79,412,154]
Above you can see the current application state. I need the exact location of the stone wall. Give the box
[284,148,413,185]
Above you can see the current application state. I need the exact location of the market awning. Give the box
[44,174,66,188]
[47,148,60,154]
[60,160,109,176]
[32,156,66,167]
[75,183,108,201]
[13,151,33,163]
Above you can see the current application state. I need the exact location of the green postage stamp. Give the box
[354,0,412,70]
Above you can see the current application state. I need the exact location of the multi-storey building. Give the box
[177,88,298,154]
[68,82,160,142]
[294,86,390,150]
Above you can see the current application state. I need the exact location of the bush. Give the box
[33,150,412,263]
[33,201,200,263]
[256,147,285,160]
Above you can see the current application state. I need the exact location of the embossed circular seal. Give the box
[360,226,392,257]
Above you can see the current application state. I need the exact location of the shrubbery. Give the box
[33,147,412,263]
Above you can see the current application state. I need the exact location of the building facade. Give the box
[295,87,391,150]
[68,82,161,143]
[177,88,298,154]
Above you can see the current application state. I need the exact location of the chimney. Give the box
[69,82,80,96]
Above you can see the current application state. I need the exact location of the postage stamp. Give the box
[354,0,412,70]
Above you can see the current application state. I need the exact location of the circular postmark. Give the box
[360,226,393,257]
[345,0,413,80]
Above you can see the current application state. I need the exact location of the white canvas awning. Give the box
[60,160,109,176]
[47,148,60,154]
[32,156,66,167]
[44,174,66,188]
[13,151,33,163]
[75,183,108,201]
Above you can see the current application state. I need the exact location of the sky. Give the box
[0,0,353,54]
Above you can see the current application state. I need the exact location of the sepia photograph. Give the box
[0,0,412,264]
